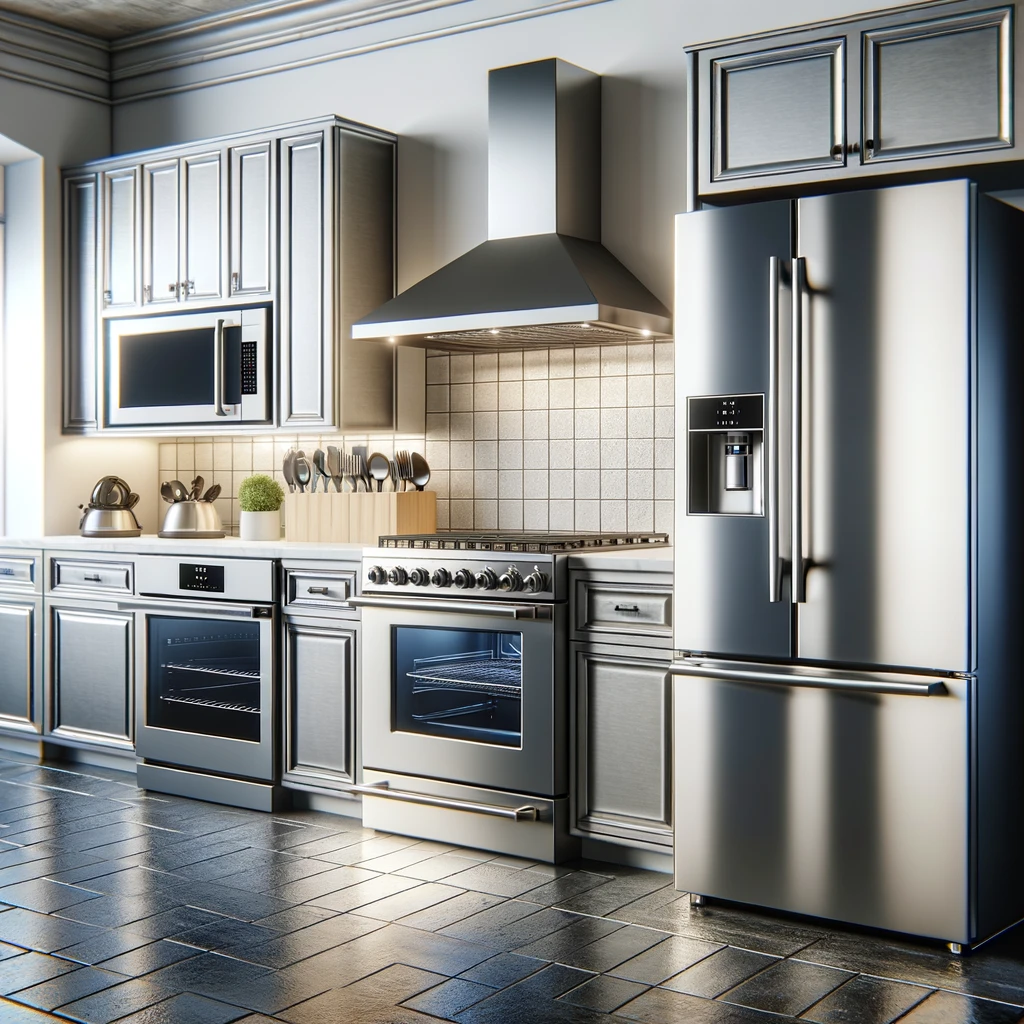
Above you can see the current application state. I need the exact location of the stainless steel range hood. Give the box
[352,59,672,350]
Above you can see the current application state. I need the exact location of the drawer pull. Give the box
[83,574,103,582]
[615,604,640,613]
[307,586,330,595]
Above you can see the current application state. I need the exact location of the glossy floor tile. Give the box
[0,755,1020,1023]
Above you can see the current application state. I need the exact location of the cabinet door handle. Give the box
[307,586,330,595]
[102,290,112,304]
[83,574,102,582]
[184,279,195,295]
[231,271,239,293]
[142,284,151,301]
[614,604,640,613]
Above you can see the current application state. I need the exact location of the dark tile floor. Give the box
[0,756,1021,1023]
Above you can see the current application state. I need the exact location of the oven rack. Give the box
[162,662,261,681]
[159,693,260,715]
[408,658,521,697]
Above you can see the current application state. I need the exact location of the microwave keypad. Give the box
[241,341,258,396]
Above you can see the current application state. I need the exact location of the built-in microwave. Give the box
[105,307,271,428]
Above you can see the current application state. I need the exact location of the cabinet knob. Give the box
[185,280,195,295]
[102,290,112,304]
[830,143,844,161]
[865,139,875,151]
[847,141,860,155]
[168,282,177,294]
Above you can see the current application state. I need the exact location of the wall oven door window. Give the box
[362,604,558,797]
[135,602,274,781]
[106,307,269,427]
[394,626,523,749]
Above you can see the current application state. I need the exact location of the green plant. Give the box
[237,474,285,512]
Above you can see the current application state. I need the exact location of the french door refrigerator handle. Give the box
[351,782,540,821]
[213,318,227,417]
[768,256,782,602]
[670,661,946,697]
[791,256,806,603]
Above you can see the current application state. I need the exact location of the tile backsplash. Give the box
[160,342,674,538]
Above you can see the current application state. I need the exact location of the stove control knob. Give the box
[498,566,523,593]
[367,565,387,585]
[387,566,408,586]
[430,568,451,588]
[453,569,475,589]
[522,570,550,594]
[409,567,431,587]
[474,567,498,590]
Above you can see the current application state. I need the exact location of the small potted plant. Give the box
[237,474,284,541]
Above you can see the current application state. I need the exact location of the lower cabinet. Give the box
[0,597,43,735]
[48,602,134,750]
[282,614,356,791]
[571,641,672,850]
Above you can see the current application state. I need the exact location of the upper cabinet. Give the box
[691,0,1016,200]
[63,116,413,435]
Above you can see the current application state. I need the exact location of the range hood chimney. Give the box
[352,58,672,350]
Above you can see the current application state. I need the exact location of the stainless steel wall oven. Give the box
[129,555,279,811]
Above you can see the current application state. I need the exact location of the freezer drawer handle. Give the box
[670,661,946,697]
[351,782,540,821]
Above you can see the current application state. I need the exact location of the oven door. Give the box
[128,597,275,781]
[106,308,269,427]
[357,597,561,798]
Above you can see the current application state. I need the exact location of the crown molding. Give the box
[0,0,614,107]
[0,10,109,103]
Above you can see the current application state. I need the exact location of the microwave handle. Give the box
[214,318,227,417]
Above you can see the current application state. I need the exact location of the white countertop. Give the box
[0,535,367,562]
[567,545,673,574]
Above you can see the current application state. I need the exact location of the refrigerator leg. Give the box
[689,893,706,907]
[947,942,965,956]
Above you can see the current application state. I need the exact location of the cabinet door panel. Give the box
[182,152,223,301]
[574,646,671,848]
[280,132,329,426]
[230,141,272,296]
[864,8,1012,162]
[64,174,98,431]
[284,619,355,788]
[0,601,41,732]
[102,168,139,309]
[711,39,845,180]
[143,159,179,306]
[50,606,133,747]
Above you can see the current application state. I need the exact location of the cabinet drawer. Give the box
[0,555,40,592]
[284,567,356,613]
[51,559,133,595]
[573,579,672,644]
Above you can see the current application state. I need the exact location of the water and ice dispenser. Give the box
[688,395,764,516]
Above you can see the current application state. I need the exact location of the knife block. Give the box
[283,491,436,544]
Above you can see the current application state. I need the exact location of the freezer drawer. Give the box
[673,660,970,944]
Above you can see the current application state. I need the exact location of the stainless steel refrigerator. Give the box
[672,178,1024,950]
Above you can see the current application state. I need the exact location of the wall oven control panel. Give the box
[179,564,225,593]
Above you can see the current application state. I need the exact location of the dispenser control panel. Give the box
[689,394,764,431]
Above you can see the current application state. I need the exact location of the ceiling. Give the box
[0,0,271,40]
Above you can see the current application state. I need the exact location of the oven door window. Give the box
[117,326,242,409]
[393,626,522,748]
[147,616,261,742]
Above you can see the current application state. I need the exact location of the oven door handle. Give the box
[351,782,540,821]
[347,596,545,619]
[116,598,272,619]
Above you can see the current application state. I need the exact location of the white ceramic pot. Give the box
[239,509,281,541]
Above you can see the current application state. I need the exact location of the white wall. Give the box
[0,76,163,537]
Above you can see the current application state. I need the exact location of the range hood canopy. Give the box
[352,58,672,350]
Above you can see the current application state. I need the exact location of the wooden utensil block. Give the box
[282,491,436,544]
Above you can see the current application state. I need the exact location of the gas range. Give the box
[363,531,668,602]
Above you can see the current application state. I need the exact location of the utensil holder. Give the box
[283,491,436,544]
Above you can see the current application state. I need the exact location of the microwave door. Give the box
[107,317,244,426]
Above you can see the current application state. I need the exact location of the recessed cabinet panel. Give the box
[50,606,133,747]
[102,168,139,308]
[284,618,355,788]
[143,159,180,306]
[713,40,844,179]
[0,602,41,732]
[182,152,223,300]
[64,174,98,431]
[230,141,273,296]
[280,132,328,426]
[864,9,1012,162]
[573,644,672,849]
